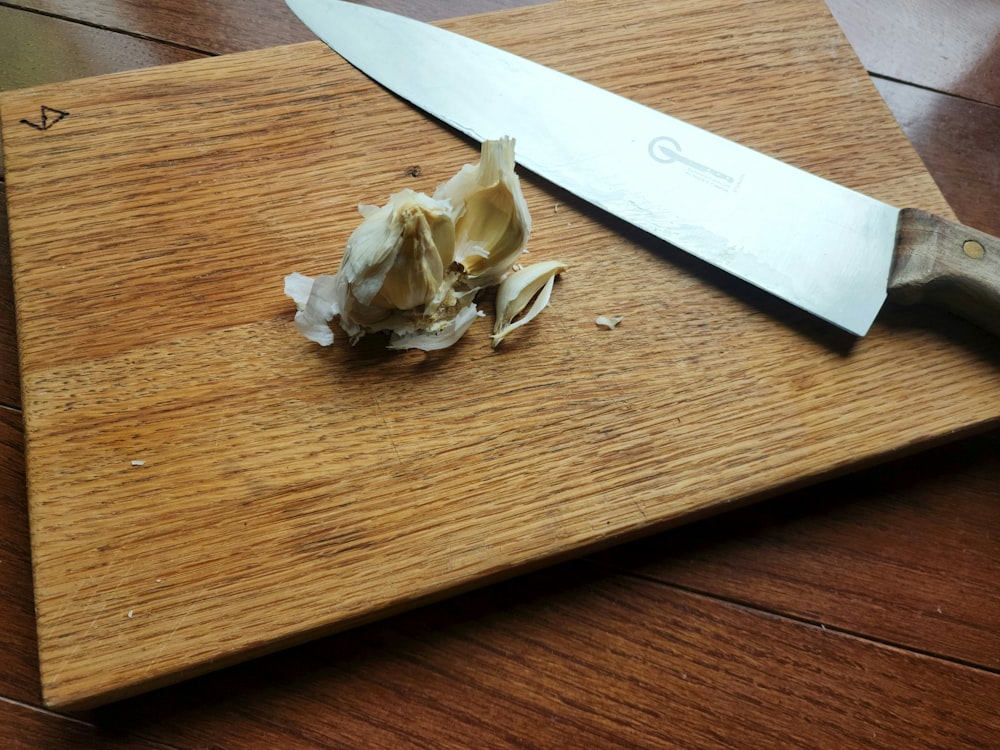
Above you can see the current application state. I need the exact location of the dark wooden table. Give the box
[1,1,997,747]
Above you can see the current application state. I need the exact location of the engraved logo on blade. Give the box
[649,136,742,193]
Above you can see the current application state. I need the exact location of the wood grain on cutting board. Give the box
[2,0,998,709]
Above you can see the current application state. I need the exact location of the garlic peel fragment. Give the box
[284,271,314,307]
[286,272,340,346]
[492,260,567,347]
[595,314,624,330]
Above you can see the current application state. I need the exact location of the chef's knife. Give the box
[286,0,1000,338]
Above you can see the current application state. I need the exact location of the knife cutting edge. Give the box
[286,0,1000,338]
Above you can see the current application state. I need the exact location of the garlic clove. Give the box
[387,303,484,351]
[339,189,455,311]
[435,137,531,288]
[492,260,567,347]
[372,203,453,311]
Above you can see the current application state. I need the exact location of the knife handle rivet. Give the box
[962,240,985,259]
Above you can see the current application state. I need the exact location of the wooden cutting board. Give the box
[3,0,999,710]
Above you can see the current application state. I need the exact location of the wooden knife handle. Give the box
[889,208,1000,337]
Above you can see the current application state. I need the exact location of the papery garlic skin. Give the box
[285,272,340,346]
[595,314,624,330]
[285,137,552,352]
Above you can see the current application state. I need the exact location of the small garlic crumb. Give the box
[130,460,146,467]
[127,610,134,618]
[595,315,624,330]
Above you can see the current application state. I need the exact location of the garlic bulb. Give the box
[285,137,563,351]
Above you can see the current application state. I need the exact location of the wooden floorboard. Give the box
[0,698,172,750]
[874,79,1000,235]
[2,1,549,52]
[0,186,18,408]
[826,0,1000,237]
[0,6,204,91]
[0,406,39,703]
[595,430,1000,671]
[85,567,1000,749]
[826,0,1000,106]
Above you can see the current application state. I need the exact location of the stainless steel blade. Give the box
[286,0,901,335]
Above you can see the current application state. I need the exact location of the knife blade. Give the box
[286,0,1000,337]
